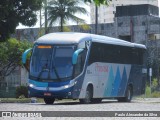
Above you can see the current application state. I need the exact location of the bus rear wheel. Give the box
[117,86,132,102]
[44,98,55,104]
[91,98,102,103]
[79,86,93,104]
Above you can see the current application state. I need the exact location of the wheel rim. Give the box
[127,89,131,100]
[85,91,91,103]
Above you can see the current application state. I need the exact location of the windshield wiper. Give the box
[52,65,61,81]
[37,68,49,80]
[36,66,61,81]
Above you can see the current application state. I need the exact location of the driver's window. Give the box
[74,50,86,77]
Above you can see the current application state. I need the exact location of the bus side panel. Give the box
[117,67,128,96]
[111,67,121,96]
[71,74,87,99]
[78,62,105,99]
[104,64,131,97]
[71,41,92,99]
[128,65,146,95]
[78,63,132,99]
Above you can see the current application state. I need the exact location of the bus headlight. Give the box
[70,80,77,86]
[64,85,69,88]
[63,81,77,89]
[29,84,35,88]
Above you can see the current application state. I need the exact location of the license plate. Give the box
[44,93,51,96]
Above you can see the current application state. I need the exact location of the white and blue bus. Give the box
[22,32,146,104]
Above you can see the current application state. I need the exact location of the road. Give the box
[0,98,160,120]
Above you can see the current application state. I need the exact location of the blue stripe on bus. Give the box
[48,80,70,87]
[29,79,48,87]
[29,79,71,88]
[103,66,114,97]
[111,67,121,96]
[118,67,127,96]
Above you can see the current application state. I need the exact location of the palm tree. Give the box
[47,0,88,32]
[84,0,108,5]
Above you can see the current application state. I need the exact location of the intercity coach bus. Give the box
[22,32,147,104]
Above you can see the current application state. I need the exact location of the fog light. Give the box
[68,92,71,96]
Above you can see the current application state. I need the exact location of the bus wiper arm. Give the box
[52,66,61,81]
[37,69,49,80]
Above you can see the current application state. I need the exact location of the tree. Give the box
[0,0,43,41]
[84,0,109,5]
[0,38,33,81]
[47,0,88,32]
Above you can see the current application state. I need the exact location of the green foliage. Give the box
[145,78,160,98]
[151,91,160,98]
[152,78,158,91]
[0,0,43,41]
[145,86,151,98]
[16,86,28,98]
[84,0,109,6]
[47,0,88,32]
[0,38,33,78]
[19,40,33,62]
[63,26,71,32]
[79,24,91,30]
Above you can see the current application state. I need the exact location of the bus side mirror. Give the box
[72,49,84,65]
[22,48,32,71]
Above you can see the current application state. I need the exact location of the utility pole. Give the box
[44,0,48,34]
[39,9,42,36]
[95,5,98,34]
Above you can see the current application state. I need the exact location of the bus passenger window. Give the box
[88,42,102,64]
[132,48,143,65]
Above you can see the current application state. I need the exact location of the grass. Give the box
[151,91,160,98]
[0,97,47,103]
[0,97,79,103]
[0,98,31,103]
[136,91,160,99]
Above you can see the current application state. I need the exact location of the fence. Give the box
[0,75,21,98]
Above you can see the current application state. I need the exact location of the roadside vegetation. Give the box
[139,78,160,98]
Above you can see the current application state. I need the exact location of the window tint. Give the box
[88,42,144,65]
[88,43,102,64]
[132,48,144,65]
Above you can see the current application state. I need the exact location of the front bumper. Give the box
[28,86,73,99]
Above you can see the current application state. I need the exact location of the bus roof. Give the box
[36,32,146,49]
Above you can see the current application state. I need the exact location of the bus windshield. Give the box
[30,45,75,81]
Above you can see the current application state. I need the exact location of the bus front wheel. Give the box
[44,98,55,104]
[79,86,93,104]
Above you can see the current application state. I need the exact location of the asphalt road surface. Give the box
[0,98,160,120]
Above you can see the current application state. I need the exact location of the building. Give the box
[90,0,158,24]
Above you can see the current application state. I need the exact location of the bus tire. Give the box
[44,98,55,104]
[117,86,132,102]
[91,98,102,103]
[79,86,93,104]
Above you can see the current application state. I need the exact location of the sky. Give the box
[16,3,90,29]
[16,0,160,29]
